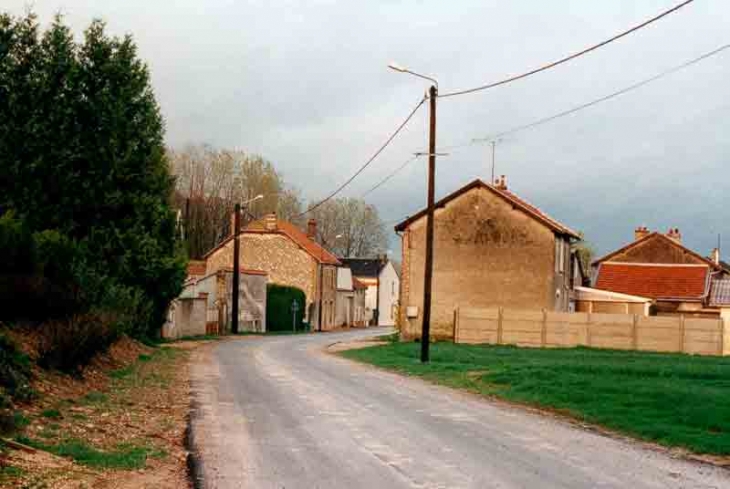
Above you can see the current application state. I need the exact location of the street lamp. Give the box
[318,233,343,332]
[389,62,438,363]
[231,193,264,334]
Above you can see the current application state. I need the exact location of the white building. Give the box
[340,257,400,326]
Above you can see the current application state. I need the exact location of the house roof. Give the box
[393,179,581,239]
[340,258,385,278]
[202,217,341,265]
[574,286,652,303]
[709,279,730,306]
[594,262,712,301]
[592,232,724,271]
[352,277,368,290]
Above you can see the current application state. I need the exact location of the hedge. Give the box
[266,284,306,332]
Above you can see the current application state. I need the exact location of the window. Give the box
[555,238,565,273]
[391,281,395,297]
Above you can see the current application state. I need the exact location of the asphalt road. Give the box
[190,328,729,489]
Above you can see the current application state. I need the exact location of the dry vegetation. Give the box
[0,332,204,489]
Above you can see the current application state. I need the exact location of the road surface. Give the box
[190,328,728,488]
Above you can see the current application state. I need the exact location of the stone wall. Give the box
[206,232,338,330]
[399,186,557,340]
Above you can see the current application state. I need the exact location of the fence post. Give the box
[497,307,504,345]
[541,309,548,347]
[678,315,685,353]
[453,307,459,343]
[586,312,592,347]
[632,314,638,351]
[719,318,725,356]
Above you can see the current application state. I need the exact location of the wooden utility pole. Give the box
[421,84,437,363]
[231,203,241,334]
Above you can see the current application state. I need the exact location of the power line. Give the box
[367,42,730,196]
[461,42,730,147]
[361,155,420,198]
[293,95,426,219]
[438,0,696,99]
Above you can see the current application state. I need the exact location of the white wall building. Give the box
[340,257,400,327]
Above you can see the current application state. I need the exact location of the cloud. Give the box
[5,0,730,257]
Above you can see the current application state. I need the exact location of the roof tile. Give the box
[595,263,711,301]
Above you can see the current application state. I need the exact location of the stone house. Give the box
[203,214,341,331]
[592,227,729,317]
[340,257,400,326]
[395,176,581,340]
[335,266,367,327]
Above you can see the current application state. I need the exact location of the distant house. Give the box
[395,176,581,340]
[340,257,400,326]
[203,214,341,331]
[335,266,367,327]
[592,227,729,317]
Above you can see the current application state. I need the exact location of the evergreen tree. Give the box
[0,13,185,338]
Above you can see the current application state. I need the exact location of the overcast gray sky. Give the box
[7,0,730,257]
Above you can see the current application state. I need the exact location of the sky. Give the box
[6,0,730,258]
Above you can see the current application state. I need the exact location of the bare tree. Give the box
[309,198,387,258]
[169,144,303,258]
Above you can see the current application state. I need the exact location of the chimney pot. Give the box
[307,218,317,239]
[634,226,650,241]
[495,175,508,190]
[666,227,682,243]
[264,213,277,231]
[712,248,720,265]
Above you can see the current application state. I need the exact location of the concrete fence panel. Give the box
[636,316,682,353]
[501,309,544,347]
[588,313,634,350]
[453,306,728,357]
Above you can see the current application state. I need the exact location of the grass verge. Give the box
[340,342,730,455]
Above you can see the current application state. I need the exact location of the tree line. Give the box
[0,11,388,374]
[168,145,388,259]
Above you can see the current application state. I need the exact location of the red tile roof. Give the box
[394,179,580,238]
[595,262,712,301]
[203,217,341,265]
[187,260,207,276]
[352,277,368,290]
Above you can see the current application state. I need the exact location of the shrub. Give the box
[38,314,120,373]
[266,284,306,332]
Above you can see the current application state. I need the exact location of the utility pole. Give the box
[318,243,324,332]
[421,84,437,363]
[231,203,241,334]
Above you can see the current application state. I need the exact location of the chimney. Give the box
[307,218,317,239]
[711,248,720,265]
[264,213,277,232]
[634,226,650,241]
[666,227,682,243]
[230,210,239,237]
[495,174,508,190]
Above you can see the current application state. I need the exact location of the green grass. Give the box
[15,436,155,469]
[137,354,152,362]
[80,391,108,405]
[341,342,730,455]
[109,366,135,379]
[41,409,62,419]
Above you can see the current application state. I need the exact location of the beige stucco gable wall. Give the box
[399,186,556,340]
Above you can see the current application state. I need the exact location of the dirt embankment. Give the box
[1,330,212,489]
